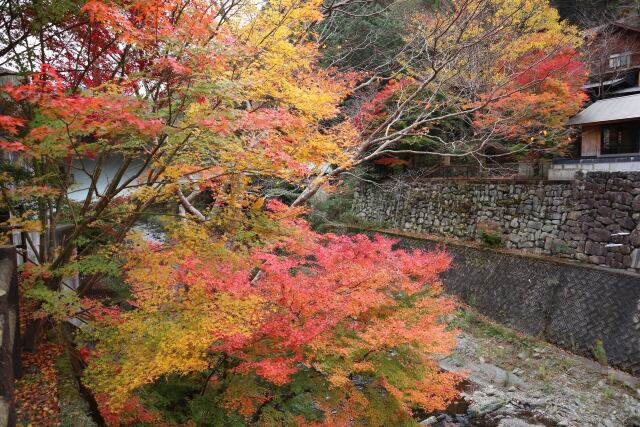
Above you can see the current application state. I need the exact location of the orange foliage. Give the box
[474,48,588,150]
[84,207,461,424]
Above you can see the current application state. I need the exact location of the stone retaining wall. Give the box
[352,172,640,273]
[404,236,640,376]
[341,227,640,376]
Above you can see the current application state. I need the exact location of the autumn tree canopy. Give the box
[293,0,587,205]
[0,0,589,425]
[83,207,459,425]
[1,0,351,278]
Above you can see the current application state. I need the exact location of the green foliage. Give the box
[360,382,419,427]
[307,173,382,230]
[73,254,121,278]
[360,83,469,162]
[477,221,503,248]
[481,323,518,340]
[308,192,379,231]
[319,2,404,72]
[252,371,328,426]
[386,92,468,152]
[140,370,328,426]
[56,350,98,427]
[308,192,356,229]
[548,240,570,255]
[0,0,85,72]
[189,396,247,427]
[139,376,202,425]
[449,308,531,348]
[592,339,608,366]
[551,0,637,24]
[139,362,426,426]
[24,284,81,322]
[319,0,444,72]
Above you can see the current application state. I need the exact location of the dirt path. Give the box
[423,310,640,427]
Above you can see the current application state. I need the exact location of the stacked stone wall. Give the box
[352,172,640,272]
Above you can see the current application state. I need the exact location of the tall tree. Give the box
[1,0,351,413]
[1,0,461,424]
[1,0,350,284]
[1,0,591,423]
[292,0,587,206]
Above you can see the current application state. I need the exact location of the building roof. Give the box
[582,78,626,90]
[0,67,19,86]
[585,15,640,36]
[568,93,640,125]
[613,15,640,32]
[612,86,640,96]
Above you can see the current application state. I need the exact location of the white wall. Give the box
[548,160,640,180]
[68,155,146,202]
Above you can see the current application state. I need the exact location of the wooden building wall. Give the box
[581,125,601,157]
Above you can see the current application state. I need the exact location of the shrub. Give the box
[308,188,377,231]
[477,221,503,247]
[84,212,462,425]
[308,191,355,229]
[592,339,608,366]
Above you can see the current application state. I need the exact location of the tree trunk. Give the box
[60,324,107,427]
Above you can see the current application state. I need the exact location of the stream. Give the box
[411,330,640,427]
[415,380,559,427]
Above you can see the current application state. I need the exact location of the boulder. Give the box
[419,416,438,426]
[497,419,545,427]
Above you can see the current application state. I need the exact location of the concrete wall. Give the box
[548,160,640,180]
[68,155,146,202]
[382,233,640,376]
[352,172,640,273]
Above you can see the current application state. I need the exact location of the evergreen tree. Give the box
[551,0,639,25]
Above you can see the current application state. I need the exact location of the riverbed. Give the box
[417,310,640,427]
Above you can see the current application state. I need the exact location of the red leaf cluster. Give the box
[15,343,64,426]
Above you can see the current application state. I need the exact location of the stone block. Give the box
[597,206,612,217]
[595,216,614,225]
[606,191,633,205]
[612,203,631,212]
[576,253,589,262]
[527,221,543,230]
[585,241,606,256]
[567,211,582,221]
[588,228,611,242]
[617,216,635,231]
[630,249,640,269]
